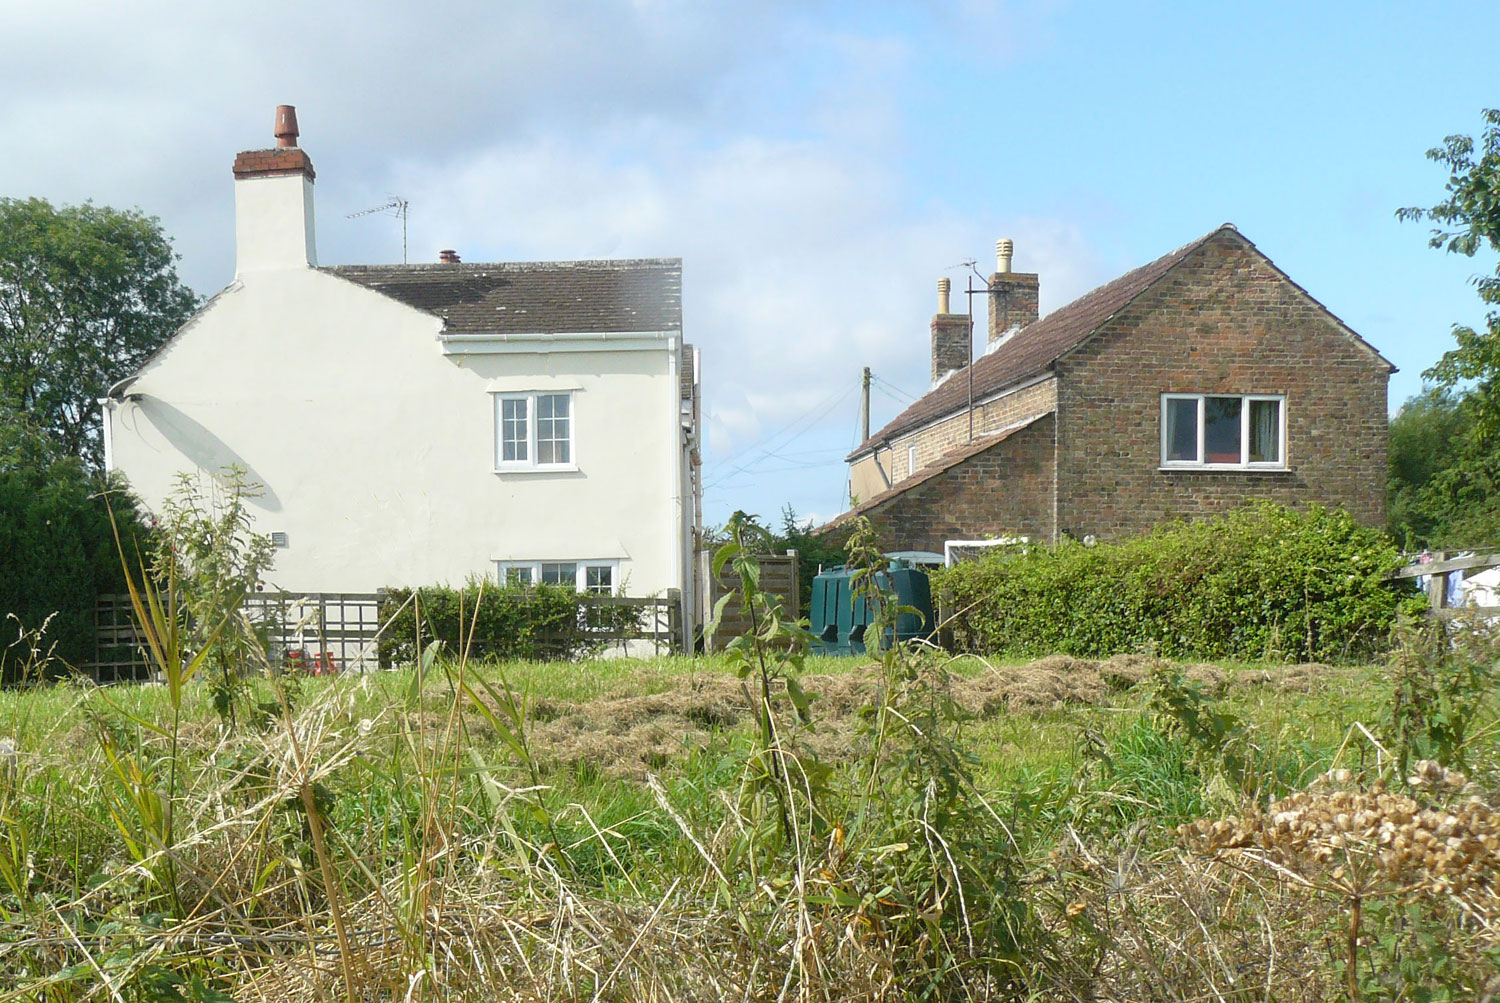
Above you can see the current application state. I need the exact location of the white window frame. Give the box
[1160,393,1286,470]
[492,391,576,472]
[494,559,620,595]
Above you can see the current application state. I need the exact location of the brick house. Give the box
[819,225,1394,551]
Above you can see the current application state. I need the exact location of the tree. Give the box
[0,413,149,681]
[1398,109,1500,440]
[0,198,198,466]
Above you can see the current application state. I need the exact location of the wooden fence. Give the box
[87,589,683,681]
[699,550,798,651]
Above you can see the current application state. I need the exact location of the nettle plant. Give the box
[705,511,821,844]
[149,466,276,726]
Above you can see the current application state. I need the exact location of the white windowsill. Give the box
[1158,464,1289,473]
[494,464,581,475]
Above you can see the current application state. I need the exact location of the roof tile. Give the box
[323,258,682,334]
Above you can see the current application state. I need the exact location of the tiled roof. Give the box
[820,415,1048,534]
[323,258,682,334]
[852,226,1234,457]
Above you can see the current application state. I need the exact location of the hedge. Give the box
[935,502,1422,663]
[379,580,644,664]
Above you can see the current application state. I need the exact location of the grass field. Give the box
[0,645,1494,1001]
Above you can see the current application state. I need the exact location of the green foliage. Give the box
[704,511,819,842]
[1389,111,1500,547]
[0,197,199,466]
[1385,613,1498,774]
[149,468,276,724]
[937,502,1415,663]
[1384,386,1500,549]
[1149,663,1252,789]
[0,415,148,680]
[379,578,641,664]
[702,505,846,616]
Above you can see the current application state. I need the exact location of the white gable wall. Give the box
[108,267,687,602]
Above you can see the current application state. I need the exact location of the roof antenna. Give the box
[347,196,410,264]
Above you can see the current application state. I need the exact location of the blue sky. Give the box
[2,1,1496,529]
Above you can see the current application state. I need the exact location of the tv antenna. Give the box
[347,196,409,264]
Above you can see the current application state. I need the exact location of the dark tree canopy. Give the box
[1387,110,1500,548]
[1398,109,1500,442]
[0,197,199,466]
[0,413,148,680]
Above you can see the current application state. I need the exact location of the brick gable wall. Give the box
[854,414,1056,552]
[1053,230,1389,540]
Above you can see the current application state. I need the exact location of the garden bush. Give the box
[936,502,1420,662]
[379,578,642,663]
[0,417,149,681]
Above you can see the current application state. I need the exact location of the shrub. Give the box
[0,416,149,681]
[936,502,1418,663]
[379,578,641,663]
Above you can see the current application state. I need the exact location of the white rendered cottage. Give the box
[104,107,702,644]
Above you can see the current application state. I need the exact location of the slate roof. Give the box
[821,415,1049,533]
[850,229,1229,458]
[323,258,682,334]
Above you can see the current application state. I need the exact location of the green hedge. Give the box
[379,581,643,664]
[935,503,1420,663]
[0,420,149,681]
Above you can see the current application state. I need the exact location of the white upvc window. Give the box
[495,560,619,595]
[1161,393,1285,469]
[494,391,574,470]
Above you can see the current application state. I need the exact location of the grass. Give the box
[0,648,1493,1001]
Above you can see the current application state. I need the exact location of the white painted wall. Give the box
[107,266,691,613]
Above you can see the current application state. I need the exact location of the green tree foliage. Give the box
[1387,386,1500,547]
[0,198,198,466]
[937,502,1418,663]
[1390,110,1500,546]
[0,415,148,680]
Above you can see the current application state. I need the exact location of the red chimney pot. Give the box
[274,105,300,148]
[439,249,461,264]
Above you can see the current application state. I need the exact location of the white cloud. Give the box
[0,0,1090,523]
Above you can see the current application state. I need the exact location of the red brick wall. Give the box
[854,414,1056,552]
[1054,229,1390,540]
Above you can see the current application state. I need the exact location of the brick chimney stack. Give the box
[233,105,318,275]
[931,276,972,384]
[987,238,1039,347]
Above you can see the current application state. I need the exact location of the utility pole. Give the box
[860,366,871,442]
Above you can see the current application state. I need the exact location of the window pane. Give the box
[541,562,577,587]
[585,565,613,595]
[503,565,533,586]
[537,394,570,464]
[1203,396,1242,464]
[1165,398,1198,462]
[1249,399,1281,463]
[501,398,528,462]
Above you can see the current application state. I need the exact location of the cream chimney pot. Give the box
[937,276,951,314]
[996,238,1014,274]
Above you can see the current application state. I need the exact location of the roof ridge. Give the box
[849,225,1233,457]
[321,257,681,273]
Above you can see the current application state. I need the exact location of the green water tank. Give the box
[809,554,938,655]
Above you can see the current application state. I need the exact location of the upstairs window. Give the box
[1162,394,1284,468]
[494,392,573,470]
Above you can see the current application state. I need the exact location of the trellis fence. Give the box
[87,589,681,682]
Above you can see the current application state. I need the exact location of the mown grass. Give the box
[0,649,1493,1001]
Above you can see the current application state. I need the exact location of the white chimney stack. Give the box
[233,105,318,276]
[996,238,1014,274]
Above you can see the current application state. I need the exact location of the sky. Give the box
[3,1,1498,529]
